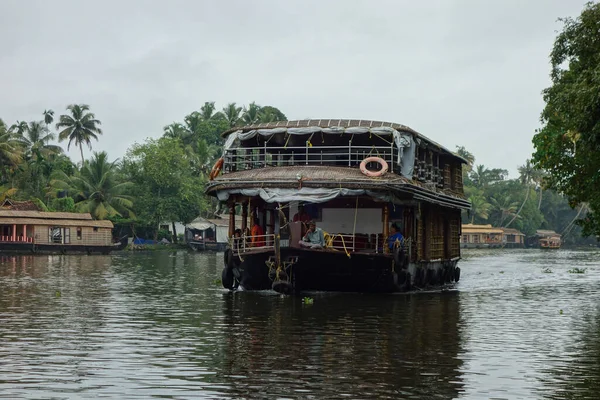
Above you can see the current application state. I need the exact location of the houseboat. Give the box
[205,119,471,294]
[185,215,242,251]
[461,224,525,248]
[0,210,115,254]
[535,230,561,249]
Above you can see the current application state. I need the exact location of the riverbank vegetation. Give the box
[532,2,600,239]
[0,102,287,241]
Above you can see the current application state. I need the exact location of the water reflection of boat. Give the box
[206,119,471,295]
[219,291,464,398]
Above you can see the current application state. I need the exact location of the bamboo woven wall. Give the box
[416,206,461,261]
[449,212,460,258]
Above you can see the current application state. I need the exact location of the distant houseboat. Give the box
[461,224,525,248]
[535,230,561,249]
[206,119,470,294]
[500,227,525,248]
[0,210,115,254]
[185,215,242,252]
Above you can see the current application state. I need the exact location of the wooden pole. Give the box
[383,204,389,254]
[241,201,248,234]
[228,202,235,238]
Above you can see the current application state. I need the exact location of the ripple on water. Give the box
[0,249,599,399]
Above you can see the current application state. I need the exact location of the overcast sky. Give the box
[0,0,588,176]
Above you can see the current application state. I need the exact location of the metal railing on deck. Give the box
[230,234,275,254]
[224,144,398,173]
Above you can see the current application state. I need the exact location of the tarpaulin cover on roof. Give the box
[215,187,407,205]
[223,126,416,178]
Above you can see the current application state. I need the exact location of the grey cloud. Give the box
[0,0,588,175]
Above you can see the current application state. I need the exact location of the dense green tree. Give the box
[123,138,208,242]
[56,104,103,166]
[50,152,133,219]
[532,2,600,237]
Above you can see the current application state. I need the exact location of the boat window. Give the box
[49,227,62,244]
[77,227,82,240]
[93,227,99,232]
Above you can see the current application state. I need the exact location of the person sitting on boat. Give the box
[250,218,265,247]
[388,222,404,250]
[299,220,325,249]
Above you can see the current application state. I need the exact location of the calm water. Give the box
[1,248,600,399]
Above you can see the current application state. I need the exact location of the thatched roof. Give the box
[209,166,408,190]
[222,119,466,163]
[461,224,504,234]
[0,217,113,228]
[500,227,525,236]
[1,199,42,211]
[207,166,470,209]
[222,119,418,137]
[0,210,93,220]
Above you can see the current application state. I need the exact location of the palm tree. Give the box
[0,185,17,202]
[50,151,133,219]
[505,160,535,228]
[241,102,261,125]
[43,109,54,126]
[221,103,242,128]
[470,165,489,187]
[55,104,103,166]
[9,121,28,135]
[258,106,287,123]
[0,120,23,176]
[199,101,221,120]
[469,195,492,223]
[561,203,588,237]
[163,123,189,141]
[489,195,519,227]
[18,121,63,159]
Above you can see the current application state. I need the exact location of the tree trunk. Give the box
[171,221,178,244]
[505,187,530,228]
[561,204,586,237]
[79,143,85,167]
[538,188,543,210]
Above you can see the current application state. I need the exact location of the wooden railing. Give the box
[0,236,33,243]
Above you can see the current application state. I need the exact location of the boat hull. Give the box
[0,242,115,254]
[225,248,460,293]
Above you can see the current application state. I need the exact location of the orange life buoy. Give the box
[360,157,388,177]
[209,158,224,180]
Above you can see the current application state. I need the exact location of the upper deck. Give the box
[210,119,468,207]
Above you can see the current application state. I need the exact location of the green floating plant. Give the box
[542,268,553,273]
[302,297,314,304]
[568,267,587,274]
